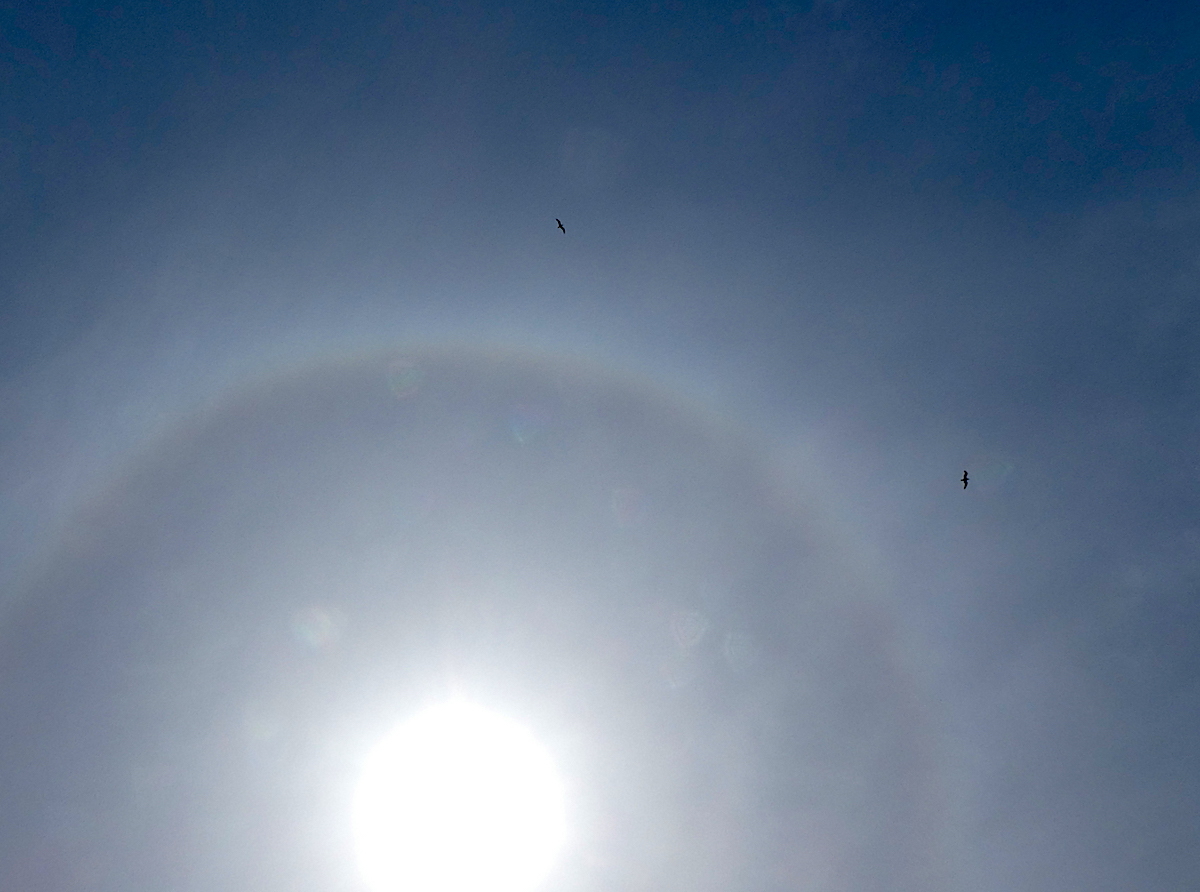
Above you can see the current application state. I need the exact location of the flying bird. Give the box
[556,218,566,234]
[961,470,969,489]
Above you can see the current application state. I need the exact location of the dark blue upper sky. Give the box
[3,3,1200,892]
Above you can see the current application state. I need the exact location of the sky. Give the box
[2,1,1200,890]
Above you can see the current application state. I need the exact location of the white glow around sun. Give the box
[353,701,567,892]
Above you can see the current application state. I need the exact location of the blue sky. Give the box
[2,2,1200,891]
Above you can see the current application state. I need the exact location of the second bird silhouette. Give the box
[556,218,566,234]
[961,470,969,489]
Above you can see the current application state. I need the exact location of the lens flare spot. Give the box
[508,405,552,445]
[671,610,709,649]
[722,630,757,673]
[290,606,346,650]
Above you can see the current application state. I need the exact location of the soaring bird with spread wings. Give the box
[961,470,969,489]
[556,218,566,234]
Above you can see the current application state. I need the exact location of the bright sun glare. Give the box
[353,701,567,892]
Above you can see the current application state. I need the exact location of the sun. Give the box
[353,701,568,892]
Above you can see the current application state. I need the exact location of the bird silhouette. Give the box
[556,218,566,234]
[961,470,969,489]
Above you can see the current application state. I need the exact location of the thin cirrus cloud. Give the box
[2,2,1200,892]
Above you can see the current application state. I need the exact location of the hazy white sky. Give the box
[2,2,1200,891]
